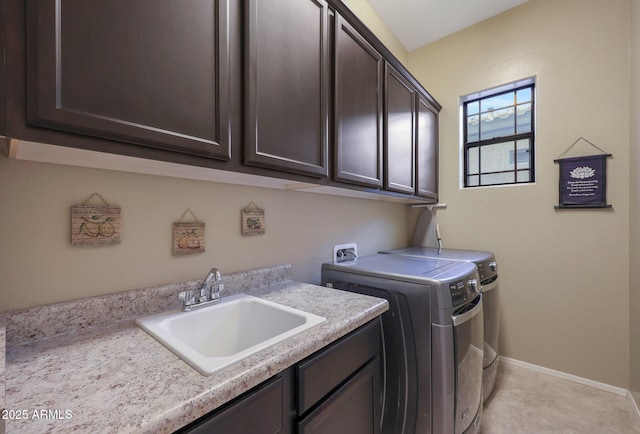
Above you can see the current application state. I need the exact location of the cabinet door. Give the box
[297,318,381,414]
[416,93,439,199]
[334,14,384,187]
[26,0,231,160]
[179,376,290,434]
[298,357,381,434]
[245,0,329,177]
[384,64,416,194]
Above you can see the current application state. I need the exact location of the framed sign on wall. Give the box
[554,137,612,209]
[172,209,205,256]
[71,193,121,246]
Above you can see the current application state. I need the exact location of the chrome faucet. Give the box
[179,268,224,312]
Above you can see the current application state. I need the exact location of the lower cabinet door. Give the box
[179,376,287,434]
[297,357,380,434]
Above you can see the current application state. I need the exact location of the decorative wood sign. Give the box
[554,137,612,209]
[173,209,205,256]
[242,202,265,236]
[71,193,121,246]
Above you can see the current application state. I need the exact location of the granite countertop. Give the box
[5,266,388,434]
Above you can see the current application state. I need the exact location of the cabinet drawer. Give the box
[297,319,380,414]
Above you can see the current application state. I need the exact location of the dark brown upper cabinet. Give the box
[416,93,439,199]
[384,64,416,194]
[25,0,231,160]
[244,0,330,178]
[7,0,439,200]
[333,14,384,188]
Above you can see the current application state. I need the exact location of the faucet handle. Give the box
[212,282,224,300]
[198,283,209,301]
[178,289,198,307]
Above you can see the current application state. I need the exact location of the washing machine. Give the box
[322,254,484,434]
[380,247,499,402]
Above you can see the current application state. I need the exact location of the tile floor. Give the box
[480,362,640,433]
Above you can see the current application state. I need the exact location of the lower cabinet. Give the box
[176,318,382,434]
[178,375,292,434]
[298,357,380,434]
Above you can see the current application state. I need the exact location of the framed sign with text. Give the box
[555,154,611,209]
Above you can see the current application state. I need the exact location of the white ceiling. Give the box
[367,0,528,51]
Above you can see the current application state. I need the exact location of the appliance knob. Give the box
[489,261,497,272]
[468,278,478,293]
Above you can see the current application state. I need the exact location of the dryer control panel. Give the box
[449,278,479,308]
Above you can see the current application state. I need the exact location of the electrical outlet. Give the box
[333,243,358,263]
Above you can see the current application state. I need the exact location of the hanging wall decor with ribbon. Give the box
[241,202,265,236]
[172,209,205,256]
[71,193,121,246]
[554,137,612,209]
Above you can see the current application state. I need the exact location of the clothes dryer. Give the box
[380,247,499,401]
[322,254,483,434]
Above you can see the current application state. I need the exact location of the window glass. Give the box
[480,141,515,173]
[516,103,532,134]
[515,139,531,169]
[467,175,480,186]
[467,147,479,175]
[516,87,531,103]
[467,115,480,142]
[517,170,530,183]
[482,172,515,185]
[462,80,535,187]
[480,93,514,113]
[480,108,515,140]
[467,101,480,116]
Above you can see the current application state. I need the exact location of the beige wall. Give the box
[409,0,631,387]
[631,0,640,402]
[342,0,408,65]
[0,155,412,310]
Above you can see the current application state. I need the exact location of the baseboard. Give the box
[500,356,628,396]
[630,391,640,421]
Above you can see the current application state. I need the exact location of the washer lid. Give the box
[379,247,497,280]
[380,247,495,263]
[322,254,475,284]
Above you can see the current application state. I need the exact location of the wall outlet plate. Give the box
[333,243,358,263]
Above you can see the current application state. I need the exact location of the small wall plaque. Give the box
[173,209,205,256]
[242,202,265,236]
[71,193,121,246]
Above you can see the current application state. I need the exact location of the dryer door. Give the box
[452,294,484,434]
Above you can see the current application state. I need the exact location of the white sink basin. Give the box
[135,293,326,376]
